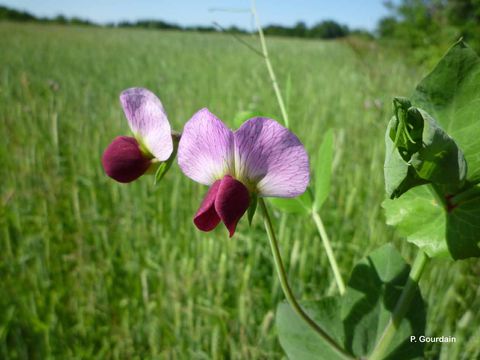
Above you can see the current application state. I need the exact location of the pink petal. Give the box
[194,180,222,232]
[215,175,250,237]
[102,136,151,183]
[234,118,309,197]
[120,88,173,161]
[178,108,234,185]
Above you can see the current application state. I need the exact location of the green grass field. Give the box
[1,22,479,359]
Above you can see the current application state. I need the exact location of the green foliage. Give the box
[153,145,177,185]
[313,129,334,211]
[377,0,480,62]
[277,244,425,359]
[0,5,36,22]
[383,186,447,257]
[269,190,313,215]
[383,41,480,259]
[260,20,351,39]
[384,102,466,199]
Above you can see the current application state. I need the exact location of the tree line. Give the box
[0,5,366,39]
[2,1,479,51]
[377,0,480,53]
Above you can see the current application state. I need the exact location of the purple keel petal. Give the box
[178,108,234,185]
[102,136,151,183]
[234,118,309,197]
[120,88,173,161]
[194,180,221,232]
[215,175,250,237]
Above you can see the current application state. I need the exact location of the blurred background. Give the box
[1,1,479,359]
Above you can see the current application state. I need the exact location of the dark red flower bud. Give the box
[194,175,250,237]
[194,180,221,231]
[102,136,151,183]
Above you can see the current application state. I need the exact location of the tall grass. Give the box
[1,22,479,359]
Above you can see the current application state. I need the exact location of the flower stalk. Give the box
[251,0,345,296]
[251,0,289,128]
[311,211,346,295]
[259,198,354,360]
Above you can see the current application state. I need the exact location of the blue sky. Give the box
[2,0,391,31]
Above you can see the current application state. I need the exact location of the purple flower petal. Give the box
[178,108,234,185]
[194,180,221,232]
[102,136,151,183]
[234,118,310,197]
[215,175,250,237]
[120,88,173,161]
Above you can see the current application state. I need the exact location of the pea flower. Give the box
[102,88,174,183]
[178,109,309,237]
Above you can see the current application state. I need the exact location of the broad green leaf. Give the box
[384,114,428,199]
[383,186,447,258]
[384,184,480,259]
[269,189,313,215]
[446,191,480,259]
[313,129,334,211]
[277,298,346,360]
[412,41,480,183]
[384,105,466,199]
[277,244,425,359]
[383,41,480,259]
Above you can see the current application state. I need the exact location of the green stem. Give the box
[311,211,346,295]
[251,0,289,128]
[369,250,429,360]
[253,0,345,298]
[259,199,354,360]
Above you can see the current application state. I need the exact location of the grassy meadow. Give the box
[1,22,479,359]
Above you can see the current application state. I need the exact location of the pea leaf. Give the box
[412,41,480,183]
[313,129,334,212]
[383,186,448,258]
[446,190,480,259]
[383,41,480,259]
[384,106,466,199]
[154,143,177,185]
[269,189,313,215]
[277,244,425,359]
[277,298,346,360]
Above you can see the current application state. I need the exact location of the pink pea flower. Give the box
[178,109,310,237]
[102,88,173,183]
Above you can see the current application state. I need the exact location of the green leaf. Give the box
[232,110,279,129]
[277,244,425,359]
[412,41,480,183]
[383,186,447,258]
[383,41,480,259]
[384,113,428,199]
[154,143,177,185]
[313,129,334,212]
[269,189,313,215]
[384,104,466,199]
[446,190,480,259]
[247,193,258,226]
[277,298,346,360]
[384,184,480,259]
